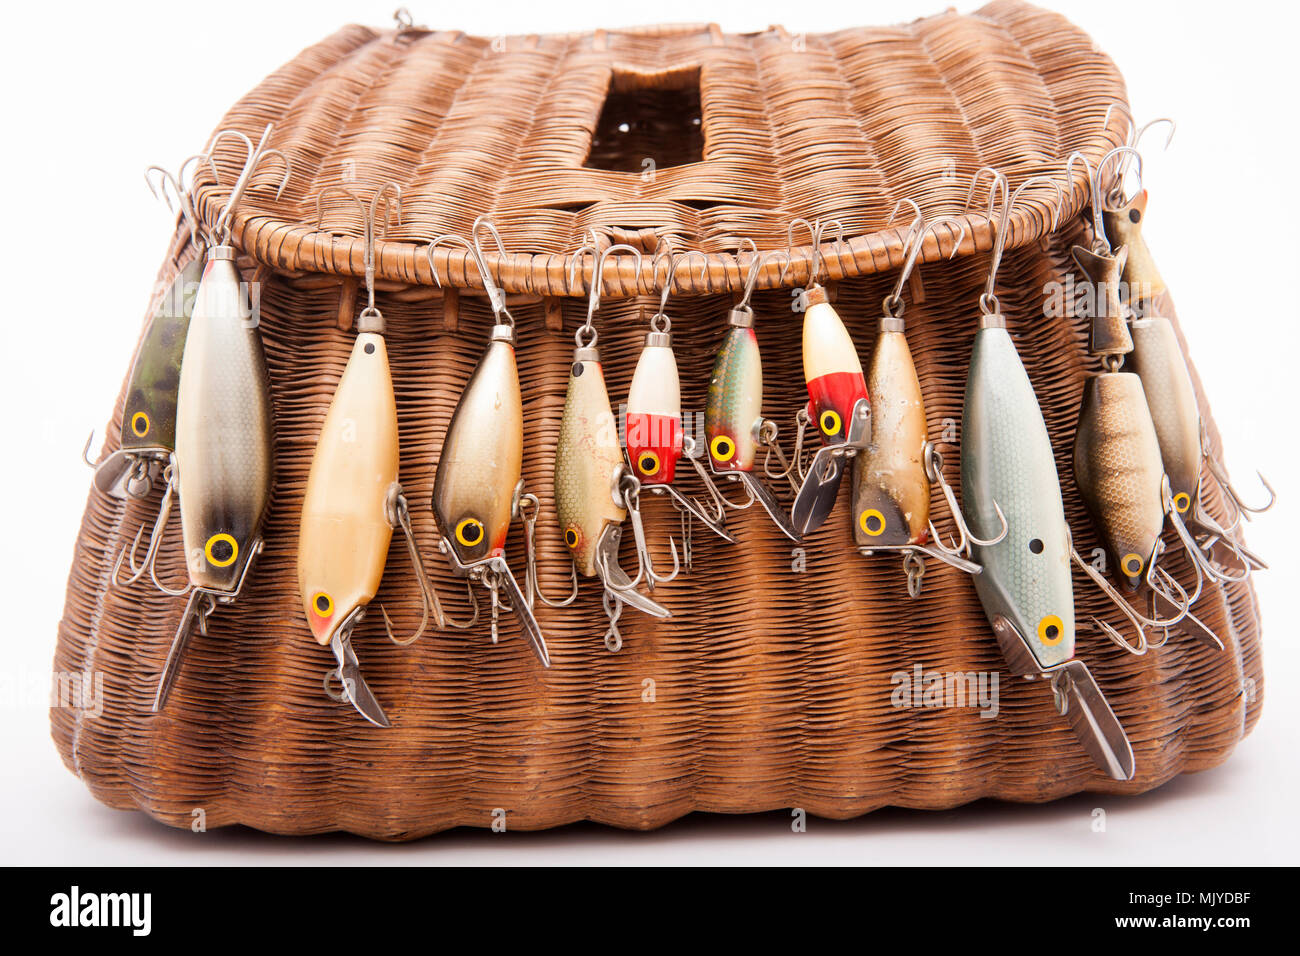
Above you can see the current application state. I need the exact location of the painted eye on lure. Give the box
[819,409,842,438]
[709,435,736,463]
[311,592,334,617]
[455,517,485,548]
[1172,492,1191,514]
[204,533,239,568]
[564,526,582,551]
[130,412,151,438]
[859,509,886,537]
[1038,615,1065,646]
[1121,553,1144,578]
[636,451,661,476]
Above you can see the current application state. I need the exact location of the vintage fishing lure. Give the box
[961,171,1135,781]
[851,208,1002,596]
[557,241,671,651]
[624,249,735,572]
[153,126,287,712]
[1068,147,1249,637]
[787,219,871,536]
[298,184,446,727]
[97,163,213,589]
[428,220,568,666]
[703,250,802,541]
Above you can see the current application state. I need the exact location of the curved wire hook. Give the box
[203,125,291,245]
[316,182,402,322]
[733,249,793,321]
[145,164,205,248]
[922,442,1007,554]
[428,223,513,325]
[566,239,644,348]
[1065,148,1142,253]
[786,218,846,289]
[966,170,1063,315]
[883,214,967,319]
[649,246,711,331]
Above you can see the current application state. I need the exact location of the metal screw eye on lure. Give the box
[1062,148,1219,652]
[296,183,444,728]
[703,249,804,541]
[624,246,737,576]
[557,239,670,652]
[427,218,570,667]
[851,202,1006,598]
[1098,112,1272,573]
[152,125,288,713]
[786,218,872,536]
[960,169,1136,781]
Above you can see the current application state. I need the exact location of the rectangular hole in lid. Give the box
[583,66,704,173]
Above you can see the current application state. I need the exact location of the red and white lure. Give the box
[624,250,735,575]
[787,219,871,536]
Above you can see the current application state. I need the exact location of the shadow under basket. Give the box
[54,1,1264,840]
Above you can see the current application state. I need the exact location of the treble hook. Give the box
[145,160,209,249]
[1067,526,1191,657]
[110,464,186,591]
[966,168,1063,315]
[1064,148,1142,254]
[923,442,1008,556]
[1201,423,1276,517]
[201,125,291,245]
[380,484,475,644]
[786,218,846,291]
[616,470,681,590]
[428,219,514,324]
[515,490,579,609]
[566,235,644,348]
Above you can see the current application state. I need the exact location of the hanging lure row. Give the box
[92,116,1267,755]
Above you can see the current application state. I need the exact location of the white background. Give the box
[1,0,1295,864]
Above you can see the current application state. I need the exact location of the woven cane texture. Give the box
[54,1,1262,839]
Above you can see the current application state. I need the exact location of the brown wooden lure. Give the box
[850,211,990,596]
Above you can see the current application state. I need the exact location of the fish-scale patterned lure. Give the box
[556,242,669,651]
[703,251,801,541]
[154,125,288,712]
[961,170,1135,781]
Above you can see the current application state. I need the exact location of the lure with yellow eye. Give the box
[625,333,683,486]
[850,326,929,547]
[554,351,626,577]
[801,286,868,445]
[297,332,399,645]
[1072,371,1165,590]
[705,324,762,472]
[1130,316,1202,514]
[433,327,523,565]
[174,246,273,594]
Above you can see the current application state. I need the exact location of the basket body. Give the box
[53,1,1263,839]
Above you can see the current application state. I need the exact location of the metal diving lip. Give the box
[789,398,871,536]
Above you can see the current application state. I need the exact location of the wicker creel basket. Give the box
[54,0,1263,840]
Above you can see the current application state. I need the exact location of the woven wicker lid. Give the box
[190,0,1127,296]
